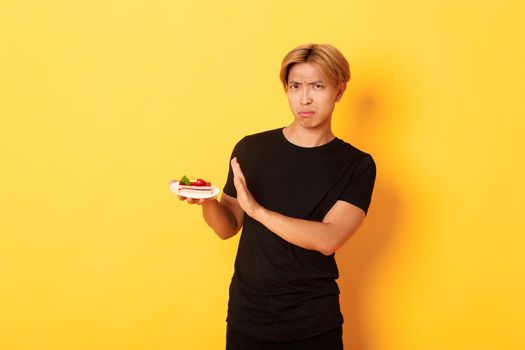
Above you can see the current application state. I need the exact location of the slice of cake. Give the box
[178,175,213,196]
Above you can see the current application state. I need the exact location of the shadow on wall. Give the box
[335,69,403,350]
[337,185,400,350]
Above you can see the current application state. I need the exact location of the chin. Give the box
[297,117,324,129]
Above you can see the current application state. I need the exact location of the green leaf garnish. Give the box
[180,175,190,185]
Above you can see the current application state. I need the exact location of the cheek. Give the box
[317,95,331,106]
[318,95,337,111]
[286,95,293,106]
[287,93,299,105]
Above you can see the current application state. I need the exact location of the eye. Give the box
[289,84,299,90]
[314,84,324,89]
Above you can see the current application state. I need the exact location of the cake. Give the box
[178,176,213,196]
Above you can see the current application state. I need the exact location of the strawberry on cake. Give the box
[178,175,213,197]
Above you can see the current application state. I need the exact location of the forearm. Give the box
[202,199,240,240]
[253,208,338,256]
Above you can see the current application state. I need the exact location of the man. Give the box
[176,43,376,349]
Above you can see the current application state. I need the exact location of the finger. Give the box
[233,173,247,193]
[195,198,216,205]
[230,158,240,177]
[177,195,187,201]
[231,157,241,173]
[231,158,247,183]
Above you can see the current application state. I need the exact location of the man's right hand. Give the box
[176,195,217,205]
[169,179,244,239]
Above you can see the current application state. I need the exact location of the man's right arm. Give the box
[176,190,243,240]
[200,193,244,239]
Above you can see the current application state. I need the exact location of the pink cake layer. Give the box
[178,184,213,194]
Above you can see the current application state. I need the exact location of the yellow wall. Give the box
[1,1,524,349]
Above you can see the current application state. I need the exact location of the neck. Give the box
[283,122,335,148]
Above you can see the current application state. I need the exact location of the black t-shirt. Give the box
[223,128,376,342]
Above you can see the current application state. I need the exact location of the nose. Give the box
[301,86,312,105]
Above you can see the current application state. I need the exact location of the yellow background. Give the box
[1,1,524,349]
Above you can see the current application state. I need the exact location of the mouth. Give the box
[298,111,315,117]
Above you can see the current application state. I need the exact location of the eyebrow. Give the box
[288,80,325,85]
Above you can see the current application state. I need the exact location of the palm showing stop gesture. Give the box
[230,157,262,219]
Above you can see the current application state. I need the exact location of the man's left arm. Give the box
[231,157,367,256]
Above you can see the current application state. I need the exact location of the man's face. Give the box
[286,62,344,130]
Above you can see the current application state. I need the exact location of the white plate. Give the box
[169,181,220,199]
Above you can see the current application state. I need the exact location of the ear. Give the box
[335,82,347,102]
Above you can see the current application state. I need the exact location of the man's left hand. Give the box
[230,157,262,218]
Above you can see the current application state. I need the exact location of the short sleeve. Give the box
[338,154,377,215]
[223,138,246,198]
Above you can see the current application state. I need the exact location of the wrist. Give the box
[252,204,269,223]
[202,198,219,208]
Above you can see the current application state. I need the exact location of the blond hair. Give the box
[279,43,350,91]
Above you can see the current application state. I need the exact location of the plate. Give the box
[169,181,220,199]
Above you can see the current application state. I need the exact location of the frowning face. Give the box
[286,62,345,130]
